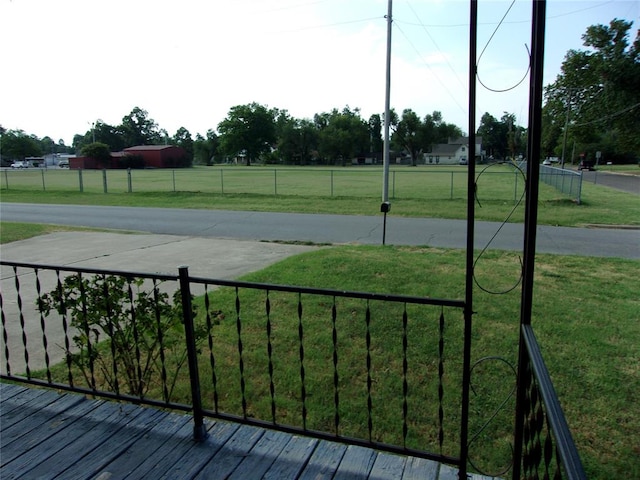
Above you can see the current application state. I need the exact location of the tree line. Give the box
[2,19,636,167]
[0,105,520,167]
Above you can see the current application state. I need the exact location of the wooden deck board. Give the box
[0,383,496,479]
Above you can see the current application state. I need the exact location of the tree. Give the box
[274,111,319,165]
[368,114,383,153]
[1,130,42,160]
[390,109,463,165]
[217,103,276,166]
[81,142,111,168]
[543,19,640,163]
[317,107,369,166]
[172,127,194,164]
[476,113,524,160]
[193,129,219,165]
[391,108,424,166]
[120,107,163,147]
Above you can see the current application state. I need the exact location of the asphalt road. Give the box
[1,203,638,259]
[579,169,640,194]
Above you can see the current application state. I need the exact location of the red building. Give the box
[70,145,188,169]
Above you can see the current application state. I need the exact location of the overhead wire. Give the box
[392,20,468,117]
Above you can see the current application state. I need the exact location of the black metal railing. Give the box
[512,325,587,480]
[0,260,587,478]
[0,260,470,474]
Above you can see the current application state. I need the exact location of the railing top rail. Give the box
[1,260,466,309]
[521,324,587,480]
[188,273,466,308]
[1,260,178,283]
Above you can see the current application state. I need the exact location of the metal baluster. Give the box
[13,266,30,379]
[35,268,52,383]
[438,308,445,452]
[204,285,219,413]
[332,297,340,436]
[1,285,10,376]
[153,279,168,403]
[365,300,373,442]
[236,287,247,418]
[127,277,143,398]
[402,304,409,448]
[298,292,307,430]
[103,275,120,395]
[55,270,73,387]
[265,290,276,424]
[78,273,96,390]
[543,416,555,479]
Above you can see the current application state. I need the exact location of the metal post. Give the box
[450,171,454,200]
[79,169,84,193]
[41,169,46,191]
[127,168,132,193]
[102,169,108,194]
[459,1,478,477]
[331,170,334,196]
[178,266,207,442]
[381,0,393,244]
[392,170,396,199]
[172,170,176,192]
[513,1,547,478]
[3,169,8,189]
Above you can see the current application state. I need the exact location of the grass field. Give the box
[1,165,639,227]
[1,165,638,479]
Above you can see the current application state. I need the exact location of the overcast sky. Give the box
[1,0,637,145]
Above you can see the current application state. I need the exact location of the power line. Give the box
[571,101,640,127]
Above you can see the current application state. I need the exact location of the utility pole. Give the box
[381,0,392,245]
[561,89,572,168]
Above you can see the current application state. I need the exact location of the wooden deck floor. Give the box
[0,383,494,480]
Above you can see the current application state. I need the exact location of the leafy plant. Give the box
[38,273,199,399]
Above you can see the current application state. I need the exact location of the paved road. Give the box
[579,169,640,195]
[1,203,638,259]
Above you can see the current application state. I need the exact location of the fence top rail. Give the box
[540,165,582,177]
[189,274,466,308]
[1,260,466,309]
[521,324,587,480]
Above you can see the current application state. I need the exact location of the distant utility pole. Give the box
[381,0,392,244]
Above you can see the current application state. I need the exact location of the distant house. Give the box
[70,145,188,169]
[351,151,406,166]
[426,137,483,165]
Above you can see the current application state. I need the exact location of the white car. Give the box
[11,161,27,168]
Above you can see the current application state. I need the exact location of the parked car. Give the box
[542,159,551,165]
[578,160,595,171]
[459,158,468,165]
[11,161,27,169]
[58,159,69,168]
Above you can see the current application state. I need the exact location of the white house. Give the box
[425,137,482,165]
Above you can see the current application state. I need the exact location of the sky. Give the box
[1,0,638,145]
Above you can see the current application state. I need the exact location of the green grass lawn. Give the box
[1,167,638,479]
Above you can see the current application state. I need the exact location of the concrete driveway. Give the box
[0,232,318,375]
